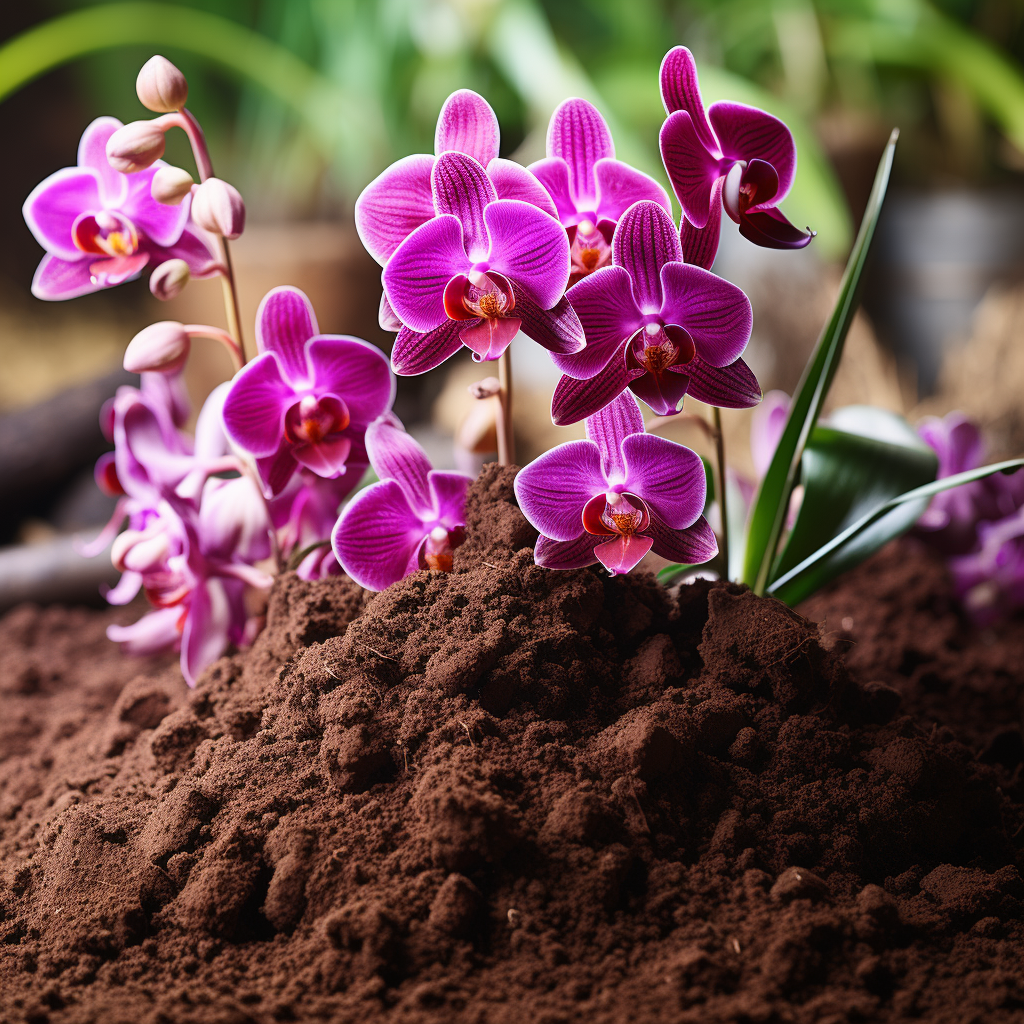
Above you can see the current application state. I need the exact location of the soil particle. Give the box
[1,464,1023,1023]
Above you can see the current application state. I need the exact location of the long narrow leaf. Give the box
[741,129,898,594]
[766,459,1024,606]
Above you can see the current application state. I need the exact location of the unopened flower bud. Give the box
[124,321,191,374]
[106,120,167,173]
[191,177,245,239]
[136,55,188,113]
[149,259,191,301]
[468,377,501,399]
[151,165,194,205]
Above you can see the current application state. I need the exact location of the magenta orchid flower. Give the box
[949,508,1024,627]
[552,200,758,424]
[22,116,218,300]
[222,286,395,496]
[658,47,813,270]
[381,151,584,371]
[332,416,472,591]
[514,391,717,574]
[529,98,671,286]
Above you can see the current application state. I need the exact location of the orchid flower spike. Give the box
[529,98,671,286]
[22,117,219,299]
[333,416,472,591]
[659,46,813,269]
[222,286,395,496]
[515,391,717,575]
[552,200,759,425]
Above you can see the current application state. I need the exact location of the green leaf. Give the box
[770,407,937,582]
[766,459,1024,607]
[741,128,899,595]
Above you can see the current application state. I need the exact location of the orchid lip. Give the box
[72,209,140,257]
[443,270,516,322]
[284,393,351,445]
[723,161,746,221]
[582,490,651,537]
[629,324,696,377]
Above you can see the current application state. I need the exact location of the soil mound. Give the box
[2,464,1023,1023]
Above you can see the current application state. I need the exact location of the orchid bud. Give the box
[151,165,194,205]
[191,177,246,239]
[149,260,191,301]
[136,55,189,113]
[469,377,501,400]
[106,120,167,173]
[124,321,191,374]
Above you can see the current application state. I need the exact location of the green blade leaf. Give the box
[771,407,937,582]
[766,459,1024,606]
[741,129,899,595]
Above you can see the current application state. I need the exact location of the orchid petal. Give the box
[709,101,796,201]
[739,208,814,250]
[293,437,353,478]
[534,532,599,570]
[90,253,150,287]
[685,355,762,409]
[528,157,579,225]
[255,286,319,383]
[593,159,671,222]
[432,151,497,261]
[487,158,558,219]
[193,381,232,460]
[379,291,402,332]
[681,178,723,270]
[621,433,706,528]
[383,215,469,332]
[159,225,220,277]
[355,153,436,266]
[332,479,426,591]
[513,286,586,359]
[104,569,143,606]
[483,200,570,309]
[428,470,473,527]
[459,316,521,362]
[659,262,752,367]
[558,266,641,378]
[551,351,644,426]
[513,440,605,542]
[108,605,181,655]
[23,168,102,260]
[628,363,692,417]
[391,320,465,375]
[750,389,790,478]
[307,336,394,424]
[124,165,189,246]
[435,89,500,166]
[181,579,233,687]
[584,391,644,481]
[647,511,718,565]
[30,254,95,300]
[659,111,721,229]
[547,98,614,206]
[256,447,299,498]
[200,476,271,563]
[221,353,293,457]
[594,533,654,575]
[366,416,433,516]
[78,116,128,206]
[659,47,717,151]
[613,201,682,312]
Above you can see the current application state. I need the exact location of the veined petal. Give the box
[308,336,395,424]
[551,352,643,426]
[181,578,233,687]
[739,207,814,250]
[483,200,570,309]
[659,111,721,230]
[124,164,189,246]
[23,167,102,260]
[528,157,579,225]
[428,469,473,527]
[366,416,433,516]
[584,391,644,481]
[30,254,95,300]
[487,158,558,219]
[659,262,752,367]
[546,98,614,207]
[108,605,181,655]
[391,320,465,375]
[680,178,724,271]
[513,286,586,358]
[513,440,605,542]
[355,154,436,265]
[78,116,128,207]
[332,479,426,591]
[534,532,599,570]
[435,89,500,166]
[383,215,469,332]
[255,286,319,383]
[432,151,497,261]
[659,46,717,151]
[593,159,671,223]
[685,355,762,409]
[613,201,682,313]
[709,101,796,201]
[647,511,718,565]
[558,266,641,378]
[621,433,706,528]
[222,352,293,457]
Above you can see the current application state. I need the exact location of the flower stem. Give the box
[496,348,515,465]
[218,241,245,360]
[713,406,730,579]
[185,324,244,371]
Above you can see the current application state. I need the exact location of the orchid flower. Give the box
[222,286,395,496]
[552,200,759,424]
[658,47,813,270]
[949,508,1024,627]
[381,151,585,371]
[22,117,218,300]
[332,416,472,591]
[529,98,671,286]
[514,391,717,574]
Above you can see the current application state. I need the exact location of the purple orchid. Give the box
[332,416,472,591]
[381,151,584,371]
[22,116,218,299]
[529,98,671,287]
[658,47,813,270]
[552,200,759,424]
[514,391,717,574]
[222,286,395,496]
[948,508,1024,627]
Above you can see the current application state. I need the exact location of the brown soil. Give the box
[2,465,1023,1024]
